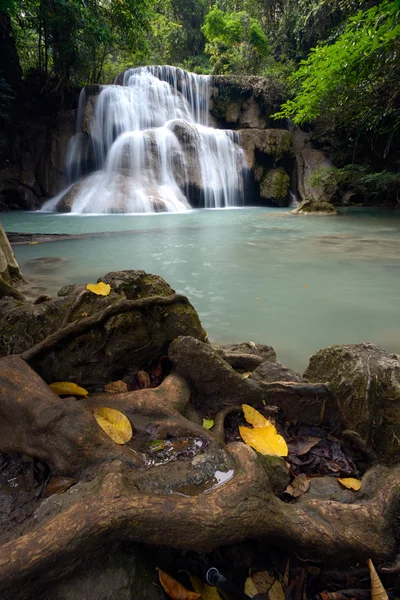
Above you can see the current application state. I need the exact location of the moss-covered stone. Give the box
[0,270,207,388]
[240,129,293,170]
[260,168,290,206]
[305,342,400,464]
[291,198,337,214]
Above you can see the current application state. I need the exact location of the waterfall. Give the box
[42,66,246,214]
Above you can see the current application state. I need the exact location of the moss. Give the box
[292,198,337,214]
[260,168,290,205]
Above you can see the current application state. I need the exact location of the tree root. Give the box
[21,293,190,363]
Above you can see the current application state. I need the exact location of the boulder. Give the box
[291,198,337,214]
[305,342,400,463]
[260,167,290,206]
[250,361,304,383]
[0,270,207,387]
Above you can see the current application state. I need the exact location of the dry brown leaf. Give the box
[45,476,75,497]
[268,579,285,600]
[157,568,200,600]
[239,424,288,456]
[137,370,151,389]
[251,570,275,593]
[337,478,362,491]
[93,407,132,444]
[49,382,88,397]
[242,404,270,428]
[288,436,321,456]
[86,281,111,296]
[368,559,389,600]
[104,380,128,394]
[285,473,310,499]
[190,576,222,599]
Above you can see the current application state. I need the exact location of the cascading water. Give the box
[42,66,247,214]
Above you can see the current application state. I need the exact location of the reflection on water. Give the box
[2,207,400,372]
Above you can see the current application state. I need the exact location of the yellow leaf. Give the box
[49,382,88,397]
[242,404,271,428]
[337,477,362,491]
[267,579,285,600]
[244,576,259,598]
[157,568,200,600]
[202,419,214,430]
[190,576,222,599]
[28,241,39,245]
[93,407,132,444]
[86,281,111,296]
[256,296,260,300]
[242,372,252,378]
[368,559,389,600]
[247,571,285,600]
[239,424,288,456]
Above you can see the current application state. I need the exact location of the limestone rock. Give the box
[220,341,276,362]
[305,342,400,463]
[292,127,334,203]
[0,270,207,387]
[292,198,337,214]
[260,167,290,206]
[240,129,293,170]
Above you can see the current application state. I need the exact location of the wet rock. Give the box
[292,198,337,214]
[250,361,304,383]
[22,256,69,273]
[305,342,400,463]
[259,167,290,206]
[0,270,207,388]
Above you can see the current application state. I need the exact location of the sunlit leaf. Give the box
[244,576,259,598]
[86,281,111,296]
[93,407,132,444]
[368,559,389,600]
[242,404,270,428]
[157,568,200,600]
[28,241,39,245]
[337,477,362,491]
[202,419,214,430]
[190,576,222,599]
[49,382,88,397]
[239,424,288,456]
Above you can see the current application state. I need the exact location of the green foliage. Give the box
[275,0,400,134]
[308,166,400,205]
[202,6,269,73]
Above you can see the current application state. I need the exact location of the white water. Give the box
[42,66,246,214]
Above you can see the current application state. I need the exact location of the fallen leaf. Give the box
[285,473,310,498]
[338,478,362,491]
[190,576,222,599]
[303,285,309,289]
[244,576,259,598]
[267,579,285,600]
[93,407,132,444]
[239,424,288,456]
[288,436,321,456]
[157,568,200,600]
[86,281,111,296]
[256,296,260,300]
[28,241,39,245]
[242,372,252,378]
[45,476,75,497]
[368,559,389,600]
[242,404,270,428]
[104,380,128,394]
[49,382,88,397]
[247,571,284,600]
[202,419,214,430]
[137,370,151,389]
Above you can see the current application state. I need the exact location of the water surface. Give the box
[2,207,400,372]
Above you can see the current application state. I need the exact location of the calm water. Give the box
[2,207,400,372]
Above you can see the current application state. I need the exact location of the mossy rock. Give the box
[305,342,400,464]
[260,168,290,206]
[292,198,337,214]
[0,270,207,388]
